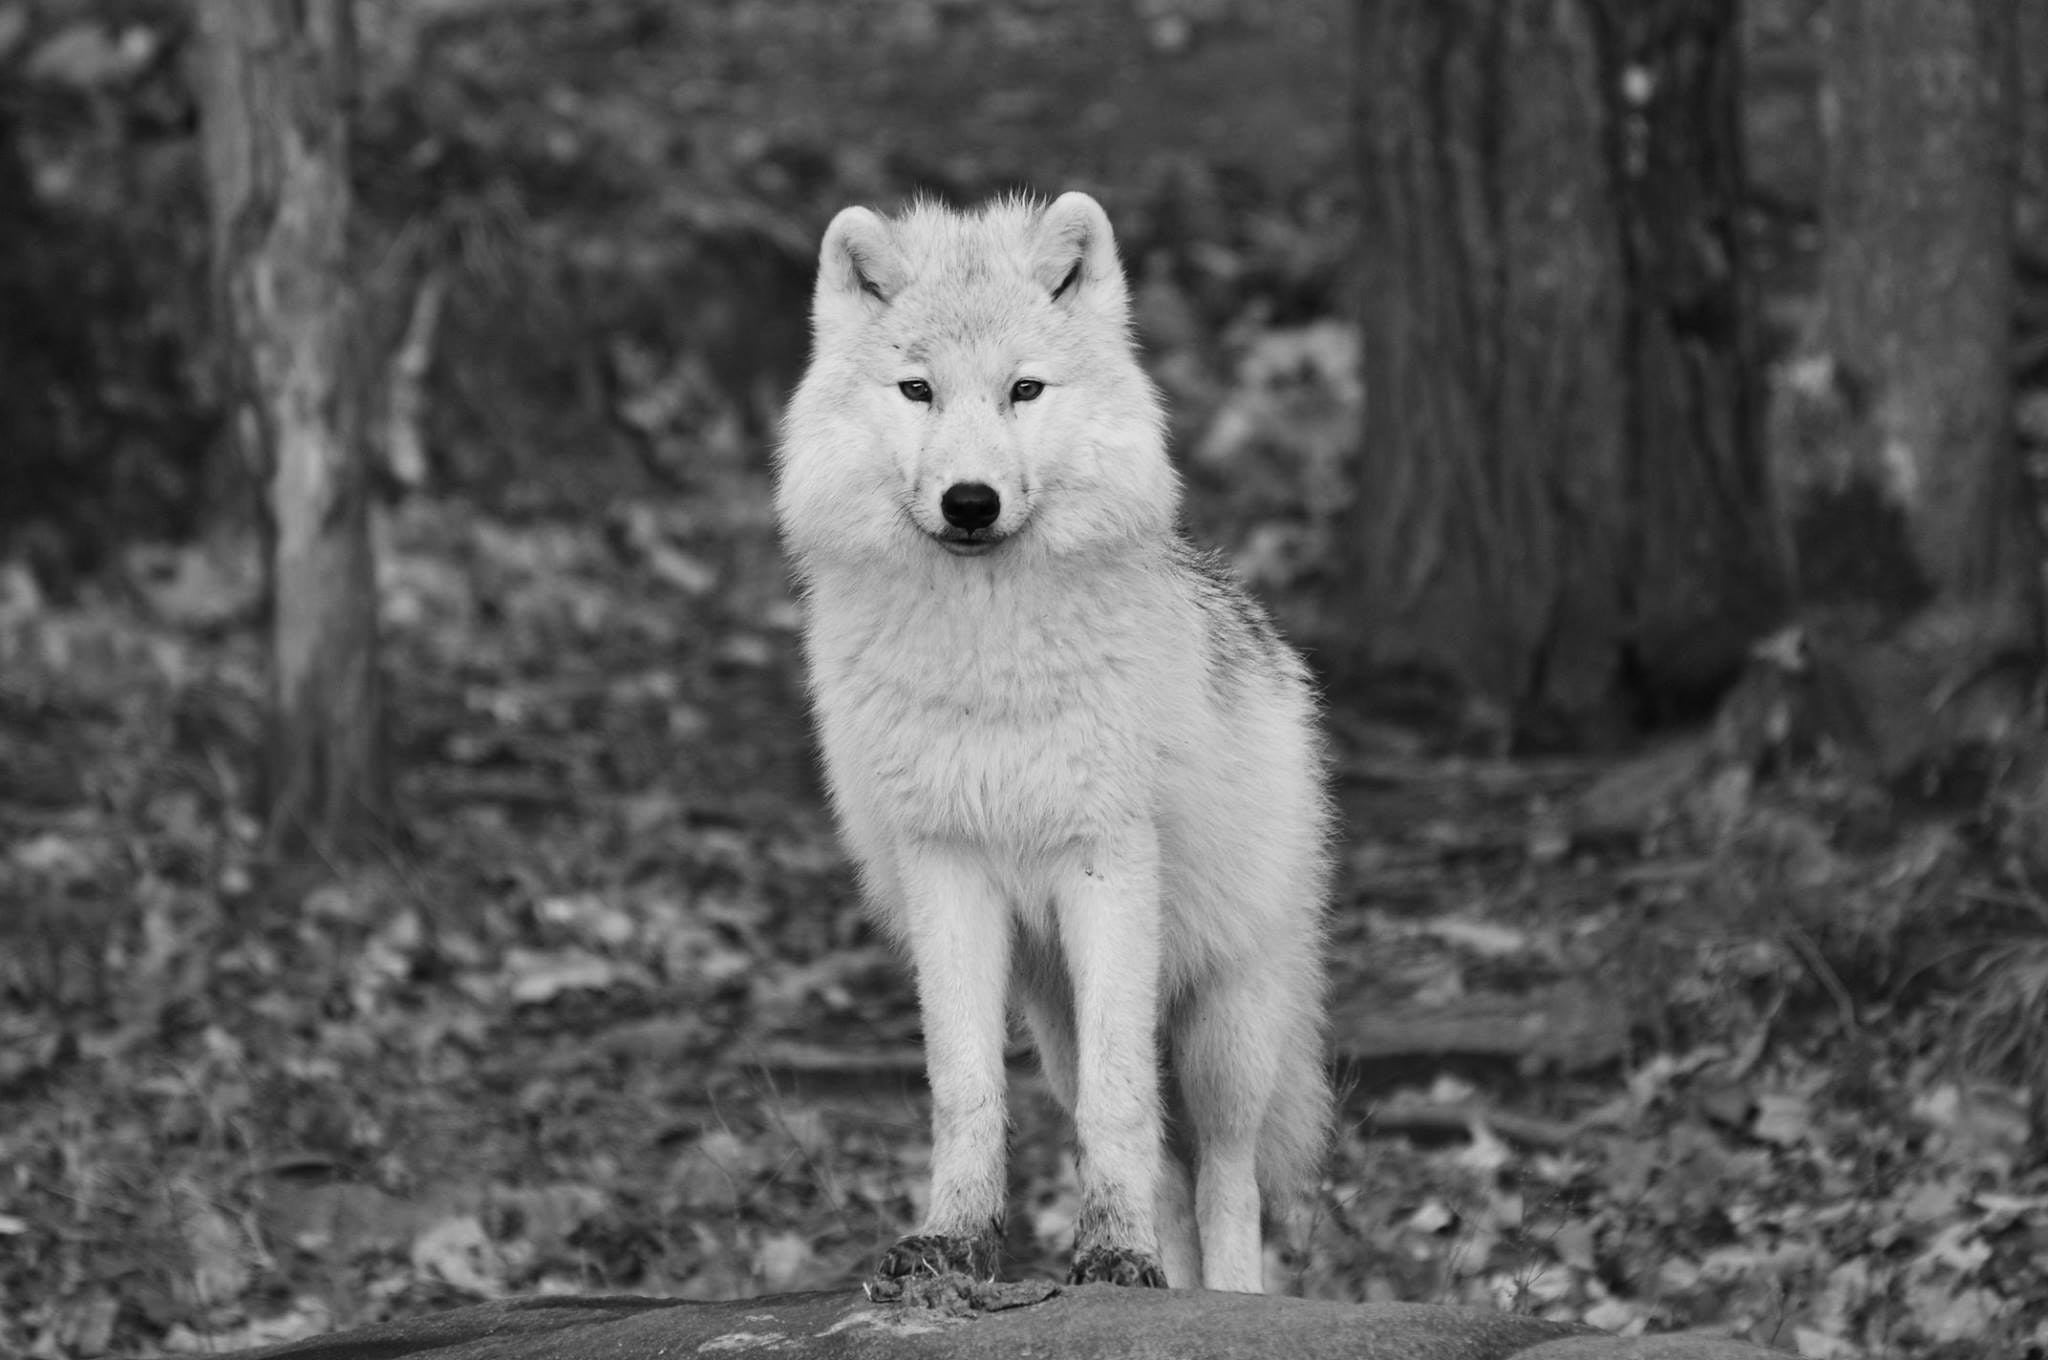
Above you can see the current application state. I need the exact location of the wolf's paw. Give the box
[875,1231,1001,1282]
[1068,1244,1167,1288]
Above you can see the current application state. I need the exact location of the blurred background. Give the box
[3,0,2048,1355]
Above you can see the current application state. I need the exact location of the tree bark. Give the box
[1348,0,1778,743]
[1765,0,2041,775]
[193,0,385,854]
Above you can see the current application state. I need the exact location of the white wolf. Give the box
[775,192,1330,1293]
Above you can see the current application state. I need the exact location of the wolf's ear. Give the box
[815,206,901,321]
[1032,192,1127,318]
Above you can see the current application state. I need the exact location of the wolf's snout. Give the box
[940,482,1001,531]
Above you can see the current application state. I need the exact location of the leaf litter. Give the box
[4,459,2043,1357]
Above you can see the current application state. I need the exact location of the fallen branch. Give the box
[1361,1099,1586,1152]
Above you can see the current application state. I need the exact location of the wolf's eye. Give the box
[1010,379,1045,403]
[898,379,933,403]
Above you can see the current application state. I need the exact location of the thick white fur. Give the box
[777,192,1331,1293]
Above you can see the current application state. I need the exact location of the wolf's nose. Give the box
[940,482,1001,531]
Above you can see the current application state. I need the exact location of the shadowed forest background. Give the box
[5,0,2048,1356]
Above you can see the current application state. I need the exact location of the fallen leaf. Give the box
[1751,1091,1814,1146]
[1418,917,1530,958]
[1407,1198,1457,1235]
[26,20,158,87]
[1581,1297,1642,1333]
[173,1179,256,1307]
[752,1230,815,1290]
[1549,1220,1598,1273]
[42,1292,119,1357]
[668,1129,765,1213]
[1792,1326,1860,1359]
[1897,1178,1964,1227]
[504,948,629,1005]
[1905,1280,2010,1345]
[11,832,95,879]
[410,1215,505,1296]
[1454,1119,1512,1175]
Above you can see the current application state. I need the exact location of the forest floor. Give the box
[6,471,2046,1360]
[4,1,2048,1357]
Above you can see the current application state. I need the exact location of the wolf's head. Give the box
[777,193,1174,575]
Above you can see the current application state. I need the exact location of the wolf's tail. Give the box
[1256,1011,1334,1236]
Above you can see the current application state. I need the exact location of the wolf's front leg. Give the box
[876,842,1012,1282]
[1056,828,1168,1288]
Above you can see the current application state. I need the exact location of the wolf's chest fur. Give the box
[805,557,1185,850]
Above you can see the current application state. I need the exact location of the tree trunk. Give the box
[1347,0,1778,743]
[1765,0,2040,775]
[193,0,385,854]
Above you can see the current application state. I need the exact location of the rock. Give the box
[193,1284,1780,1360]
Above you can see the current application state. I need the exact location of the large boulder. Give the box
[204,1284,1781,1359]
